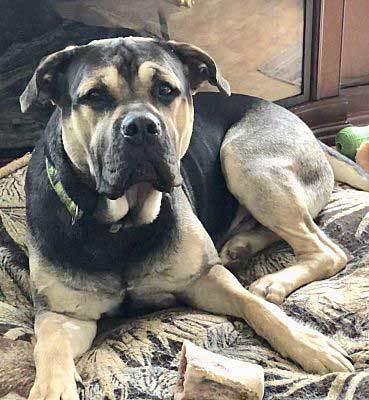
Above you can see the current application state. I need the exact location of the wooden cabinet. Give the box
[341,0,369,88]
[290,0,369,144]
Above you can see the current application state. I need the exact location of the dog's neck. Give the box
[45,156,84,223]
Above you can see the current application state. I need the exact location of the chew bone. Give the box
[174,341,264,400]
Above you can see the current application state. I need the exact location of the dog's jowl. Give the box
[21,37,360,400]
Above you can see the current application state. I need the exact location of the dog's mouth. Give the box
[94,128,183,206]
[93,155,180,227]
[97,158,182,200]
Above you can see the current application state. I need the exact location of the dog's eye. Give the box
[158,82,175,97]
[78,88,111,106]
[153,81,179,104]
[77,88,114,108]
[84,88,104,101]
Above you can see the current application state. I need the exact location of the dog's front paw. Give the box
[28,367,82,400]
[249,273,289,305]
[280,325,354,374]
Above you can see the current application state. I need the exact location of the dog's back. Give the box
[182,92,265,245]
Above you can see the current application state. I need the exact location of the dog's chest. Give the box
[29,189,219,319]
[31,231,210,319]
[30,260,125,320]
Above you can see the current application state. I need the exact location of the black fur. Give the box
[182,92,265,247]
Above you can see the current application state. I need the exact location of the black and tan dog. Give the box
[20,36,369,399]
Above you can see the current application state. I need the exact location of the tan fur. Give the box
[248,215,347,305]
[29,312,96,400]
[138,61,182,91]
[133,187,163,225]
[124,189,220,299]
[177,0,195,7]
[93,184,163,225]
[220,223,280,266]
[27,241,119,399]
[173,96,194,158]
[62,109,98,178]
[220,132,347,305]
[94,195,130,224]
[62,66,127,179]
[29,244,124,320]
[77,66,126,100]
[62,59,192,223]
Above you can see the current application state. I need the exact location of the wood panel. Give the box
[314,0,345,99]
[291,84,369,144]
[341,0,369,88]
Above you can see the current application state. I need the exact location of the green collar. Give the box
[45,157,84,224]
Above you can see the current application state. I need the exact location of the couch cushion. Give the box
[1,156,369,399]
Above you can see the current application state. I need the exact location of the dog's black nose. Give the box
[121,114,161,143]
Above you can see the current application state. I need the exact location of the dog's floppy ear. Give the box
[168,41,231,96]
[20,45,80,113]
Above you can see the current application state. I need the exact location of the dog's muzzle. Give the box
[97,111,182,199]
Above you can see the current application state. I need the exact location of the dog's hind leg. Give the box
[220,125,347,305]
[220,219,280,267]
[247,207,347,305]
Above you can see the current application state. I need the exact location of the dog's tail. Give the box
[320,142,369,191]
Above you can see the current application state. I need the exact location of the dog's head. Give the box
[20,37,230,224]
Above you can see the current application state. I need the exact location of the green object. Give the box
[45,157,84,224]
[336,126,369,160]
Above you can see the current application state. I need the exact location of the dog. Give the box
[20,36,368,399]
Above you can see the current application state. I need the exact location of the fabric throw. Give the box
[1,156,369,399]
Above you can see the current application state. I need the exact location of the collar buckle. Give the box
[71,205,79,226]
[46,157,84,225]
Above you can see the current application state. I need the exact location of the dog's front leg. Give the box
[29,311,97,400]
[178,265,353,374]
